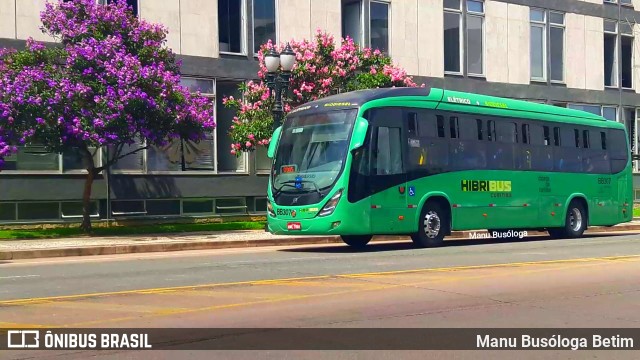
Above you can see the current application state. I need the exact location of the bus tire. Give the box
[411,202,448,248]
[341,235,372,248]
[548,201,587,239]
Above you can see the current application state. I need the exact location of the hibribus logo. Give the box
[461,180,512,192]
[470,230,528,239]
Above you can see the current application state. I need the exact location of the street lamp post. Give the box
[265,43,296,131]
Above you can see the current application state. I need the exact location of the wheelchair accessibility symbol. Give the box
[408,186,416,197]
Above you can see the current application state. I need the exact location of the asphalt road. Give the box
[2,232,640,359]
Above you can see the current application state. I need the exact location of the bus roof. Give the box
[288,87,622,128]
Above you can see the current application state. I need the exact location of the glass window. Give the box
[553,127,561,146]
[183,199,214,214]
[444,0,461,10]
[543,126,551,145]
[466,14,484,75]
[219,0,244,54]
[180,78,215,94]
[408,112,418,136]
[568,104,602,115]
[530,24,545,79]
[601,132,607,150]
[17,202,59,220]
[110,142,144,172]
[255,146,272,173]
[0,203,16,221]
[476,119,483,140]
[146,200,181,216]
[254,198,268,212]
[549,24,564,82]
[61,201,99,217]
[342,1,363,46]
[467,0,483,13]
[370,1,389,54]
[522,124,530,144]
[437,115,446,138]
[487,120,496,141]
[574,129,580,148]
[621,34,633,88]
[217,80,245,172]
[444,10,462,73]
[63,148,99,172]
[111,200,146,215]
[375,127,403,175]
[147,140,183,172]
[583,130,590,149]
[216,198,247,214]
[603,106,618,121]
[449,117,459,138]
[604,21,618,87]
[530,9,545,23]
[253,0,276,54]
[2,146,60,171]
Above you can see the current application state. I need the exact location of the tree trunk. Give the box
[80,149,97,233]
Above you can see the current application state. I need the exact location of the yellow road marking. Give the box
[4,259,628,329]
[1,254,638,307]
[0,322,49,328]
[32,300,187,314]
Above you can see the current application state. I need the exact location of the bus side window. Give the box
[375,127,404,175]
[601,132,607,150]
[487,120,496,141]
[574,129,580,148]
[609,129,629,173]
[450,117,459,139]
[553,127,561,146]
[583,130,590,148]
[522,124,530,144]
[543,126,550,145]
[477,119,483,140]
[436,115,445,138]
[408,112,418,136]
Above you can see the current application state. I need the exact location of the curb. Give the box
[1,225,639,261]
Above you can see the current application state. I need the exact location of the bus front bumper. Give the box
[267,215,367,236]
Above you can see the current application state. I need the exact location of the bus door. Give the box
[368,108,410,234]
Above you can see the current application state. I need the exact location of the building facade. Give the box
[0,0,640,224]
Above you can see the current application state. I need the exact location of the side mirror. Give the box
[267,126,282,158]
[350,117,369,150]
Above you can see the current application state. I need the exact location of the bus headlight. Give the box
[267,200,276,217]
[318,189,343,217]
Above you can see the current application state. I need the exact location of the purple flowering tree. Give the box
[0,0,215,232]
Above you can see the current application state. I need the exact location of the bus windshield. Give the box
[272,109,357,197]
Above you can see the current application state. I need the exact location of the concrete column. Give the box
[417,0,444,78]
[139,0,181,54]
[16,0,54,42]
[485,1,509,83]
[0,0,16,39]
[310,0,341,42]
[506,4,529,85]
[584,16,604,91]
[565,13,586,89]
[389,0,418,75]
[180,0,218,57]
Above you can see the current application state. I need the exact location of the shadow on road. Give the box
[279,232,633,254]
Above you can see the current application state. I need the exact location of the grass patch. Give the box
[634,207,640,218]
[0,221,266,240]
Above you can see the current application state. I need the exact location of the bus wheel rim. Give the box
[569,208,583,232]
[423,211,441,238]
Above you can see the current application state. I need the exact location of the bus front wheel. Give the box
[341,235,372,248]
[411,202,448,248]
[548,201,587,239]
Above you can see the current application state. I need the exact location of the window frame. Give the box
[604,19,620,88]
[620,22,634,90]
[219,0,248,56]
[465,0,486,77]
[444,0,464,75]
[548,11,566,83]
[530,8,547,82]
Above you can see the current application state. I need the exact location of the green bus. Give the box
[265,87,633,248]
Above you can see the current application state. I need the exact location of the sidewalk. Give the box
[1,221,640,260]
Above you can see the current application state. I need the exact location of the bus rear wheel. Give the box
[340,235,372,248]
[411,202,448,248]
[548,201,587,239]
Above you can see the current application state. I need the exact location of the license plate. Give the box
[287,222,302,230]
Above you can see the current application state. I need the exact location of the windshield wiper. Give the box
[273,179,322,199]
